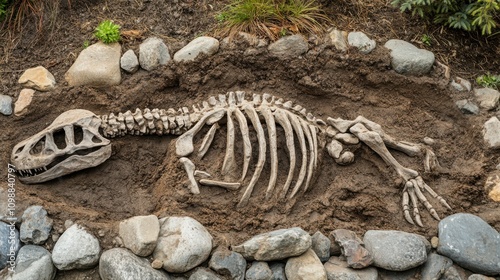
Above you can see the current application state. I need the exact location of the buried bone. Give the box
[11,92,451,227]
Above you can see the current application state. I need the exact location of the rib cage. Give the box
[175,91,327,206]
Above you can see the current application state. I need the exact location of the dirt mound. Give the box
[2,40,498,256]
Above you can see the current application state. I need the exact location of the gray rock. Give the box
[51,224,101,270]
[120,49,140,73]
[474,88,500,110]
[0,95,13,116]
[99,248,170,280]
[268,35,308,59]
[441,265,466,280]
[246,261,272,280]
[153,216,213,273]
[347,32,376,54]
[326,29,348,51]
[450,77,471,92]
[20,205,52,245]
[455,100,479,115]
[483,117,500,149]
[0,221,21,270]
[332,229,372,268]
[18,66,56,91]
[324,256,378,280]
[384,39,435,75]
[285,249,327,280]
[437,213,500,275]
[10,245,55,280]
[468,274,495,280]
[119,214,159,256]
[65,42,121,87]
[269,263,286,280]
[139,37,171,71]
[420,252,453,280]
[208,248,246,280]
[312,231,331,262]
[189,268,222,280]
[173,36,219,62]
[363,230,429,271]
[232,227,311,261]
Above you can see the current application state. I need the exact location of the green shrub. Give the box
[477,73,500,89]
[0,0,8,20]
[391,0,500,35]
[216,0,330,40]
[94,20,121,44]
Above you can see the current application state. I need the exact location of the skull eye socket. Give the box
[30,136,45,155]
[92,136,102,143]
[74,125,84,144]
[53,129,67,150]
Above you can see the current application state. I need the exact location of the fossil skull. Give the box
[11,109,111,184]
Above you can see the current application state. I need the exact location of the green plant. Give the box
[391,0,500,35]
[94,20,121,44]
[0,0,8,20]
[216,0,330,40]
[421,34,432,46]
[83,40,90,48]
[477,73,500,89]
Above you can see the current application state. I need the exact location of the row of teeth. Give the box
[18,167,48,177]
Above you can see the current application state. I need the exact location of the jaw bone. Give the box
[11,109,111,184]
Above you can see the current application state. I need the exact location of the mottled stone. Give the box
[173,36,219,62]
[363,230,428,271]
[269,262,286,280]
[474,88,500,110]
[455,100,479,115]
[347,32,376,54]
[268,35,308,59]
[10,245,55,280]
[121,49,140,73]
[420,252,453,280]
[14,89,35,116]
[450,77,471,92]
[483,117,500,149]
[384,39,435,75]
[332,229,372,268]
[285,249,327,280]
[246,261,272,280]
[99,248,170,280]
[0,221,21,270]
[0,95,13,116]
[312,231,331,262]
[65,42,121,87]
[119,214,160,256]
[233,227,311,261]
[20,205,53,245]
[189,268,222,280]
[324,256,378,280]
[468,274,495,280]
[51,224,101,270]
[441,265,467,280]
[139,37,171,71]
[153,216,213,273]
[437,213,500,275]
[208,248,246,280]
[326,28,348,51]
[484,172,500,202]
[18,66,55,91]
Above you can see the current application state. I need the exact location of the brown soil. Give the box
[1,1,500,279]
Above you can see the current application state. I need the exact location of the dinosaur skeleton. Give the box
[10,91,451,226]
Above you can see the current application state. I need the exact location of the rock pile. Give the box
[2,209,499,279]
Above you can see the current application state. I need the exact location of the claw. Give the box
[402,190,414,225]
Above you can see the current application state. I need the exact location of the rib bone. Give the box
[233,108,251,181]
[198,123,219,158]
[200,179,241,191]
[260,105,278,199]
[274,109,296,199]
[222,109,236,176]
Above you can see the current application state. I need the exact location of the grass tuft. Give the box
[216,0,331,40]
[477,73,500,90]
